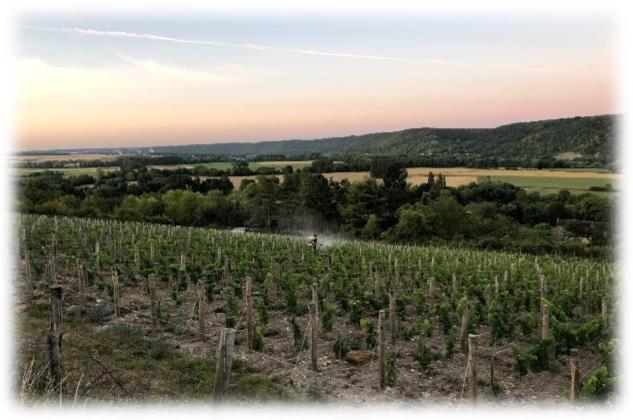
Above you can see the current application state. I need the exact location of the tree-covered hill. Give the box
[23,114,616,167]
[146,115,617,165]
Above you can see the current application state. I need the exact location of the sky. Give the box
[16,12,616,150]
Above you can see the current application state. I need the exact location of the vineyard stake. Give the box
[541,302,550,340]
[570,348,579,402]
[468,334,479,402]
[112,269,119,318]
[378,309,386,390]
[311,281,320,329]
[601,297,608,321]
[389,291,398,347]
[48,285,63,387]
[76,258,84,296]
[198,280,207,340]
[452,273,458,297]
[245,276,253,349]
[149,274,158,327]
[489,356,495,390]
[460,299,470,353]
[213,327,236,401]
[309,302,319,371]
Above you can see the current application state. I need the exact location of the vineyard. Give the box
[14,214,617,405]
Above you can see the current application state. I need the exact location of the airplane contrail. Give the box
[20,25,561,72]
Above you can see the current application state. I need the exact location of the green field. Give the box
[17,161,312,176]
[478,175,617,195]
[16,166,119,176]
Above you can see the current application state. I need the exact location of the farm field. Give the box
[15,163,618,195]
[15,214,616,404]
[228,167,617,191]
[12,153,117,163]
[16,161,313,176]
[477,176,617,196]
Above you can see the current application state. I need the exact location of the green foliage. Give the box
[519,312,537,336]
[386,350,398,387]
[576,317,606,346]
[582,366,614,399]
[253,325,264,352]
[415,337,440,371]
[289,317,306,352]
[254,296,269,326]
[321,301,335,332]
[421,318,432,339]
[333,336,362,359]
[512,339,556,375]
[445,325,457,360]
[360,317,377,349]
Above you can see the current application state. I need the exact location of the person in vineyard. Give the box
[308,233,318,251]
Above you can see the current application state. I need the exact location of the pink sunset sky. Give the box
[16,13,616,150]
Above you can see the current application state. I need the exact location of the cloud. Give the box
[21,25,561,72]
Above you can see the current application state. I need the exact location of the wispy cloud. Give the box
[21,25,561,72]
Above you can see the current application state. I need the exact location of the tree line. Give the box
[17,164,613,259]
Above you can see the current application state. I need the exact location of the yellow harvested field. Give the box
[403,167,617,180]
[228,167,616,189]
[256,160,312,166]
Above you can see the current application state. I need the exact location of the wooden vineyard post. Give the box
[460,299,470,353]
[95,241,100,273]
[570,348,580,402]
[112,269,119,318]
[47,285,63,386]
[489,356,496,390]
[373,274,381,301]
[378,309,386,390]
[311,281,320,333]
[213,327,236,401]
[541,302,550,340]
[76,258,84,296]
[484,284,492,308]
[245,276,253,349]
[468,334,479,402]
[198,280,207,340]
[429,276,436,306]
[602,297,608,321]
[149,274,158,327]
[540,275,547,318]
[24,251,32,298]
[309,302,319,371]
[452,273,458,297]
[150,240,155,260]
[389,291,398,348]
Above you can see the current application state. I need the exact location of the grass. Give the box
[478,175,617,195]
[17,300,289,402]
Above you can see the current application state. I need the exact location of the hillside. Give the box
[23,115,617,166]
[146,115,616,164]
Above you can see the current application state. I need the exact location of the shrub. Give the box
[148,340,171,360]
[253,325,264,352]
[321,301,335,332]
[582,366,615,399]
[421,318,432,338]
[333,336,362,359]
[445,325,457,359]
[360,317,376,349]
[415,337,440,371]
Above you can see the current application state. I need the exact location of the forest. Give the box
[17,161,614,259]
